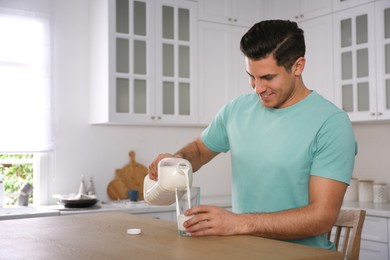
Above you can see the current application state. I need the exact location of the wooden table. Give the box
[0,212,342,259]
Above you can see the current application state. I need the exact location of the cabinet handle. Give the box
[233,18,237,22]
[370,112,376,116]
[157,116,161,120]
[378,112,383,116]
[228,17,232,22]
[151,116,155,120]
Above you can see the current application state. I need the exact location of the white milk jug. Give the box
[144,158,193,205]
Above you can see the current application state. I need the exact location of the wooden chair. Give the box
[328,209,366,260]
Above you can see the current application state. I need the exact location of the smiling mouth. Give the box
[260,92,273,99]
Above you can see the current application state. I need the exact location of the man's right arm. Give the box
[148,137,219,180]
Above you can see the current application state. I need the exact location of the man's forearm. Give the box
[239,205,336,240]
[174,138,218,172]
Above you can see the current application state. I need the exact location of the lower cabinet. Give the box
[359,216,389,260]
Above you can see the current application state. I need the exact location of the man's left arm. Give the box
[184,175,347,239]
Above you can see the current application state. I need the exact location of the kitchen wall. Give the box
[48,0,389,204]
[48,0,232,204]
[353,122,390,183]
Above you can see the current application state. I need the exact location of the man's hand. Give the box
[147,153,176,180]
[183,205,243,236]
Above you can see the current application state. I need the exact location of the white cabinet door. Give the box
[198,0,263,27]
[332,0,375,12]
[360,240,389,260]
[333,3,377,122]
[90,0,198,125]
[198,21,233,125]
[197,22,249,125]
[300,15,334,102]
[375,0,390,120]
[263,0,332,22]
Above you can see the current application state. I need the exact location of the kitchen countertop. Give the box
[4,196,390,221]
[48,194,232,215]
[0,206,59,220]
[342,200,390,218]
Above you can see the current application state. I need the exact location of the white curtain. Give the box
[0,0,53,152]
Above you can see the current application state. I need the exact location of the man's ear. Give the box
[293,57,305,76]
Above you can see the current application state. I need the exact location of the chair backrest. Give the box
[328,209,366,260]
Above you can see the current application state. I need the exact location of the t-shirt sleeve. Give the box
[201,104,231,153]
[310,112,357,184]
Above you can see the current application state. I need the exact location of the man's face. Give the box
[245,55,303,109]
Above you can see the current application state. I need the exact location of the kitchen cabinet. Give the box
[300,14,334,102]
[197,21,251,125]
[333,2,390,122]
[359,216,389,259]
[89,0,197,125]
[375,0,390,120]
[262,0,332,22]
[197,0,263,27]
[332,0,375,12]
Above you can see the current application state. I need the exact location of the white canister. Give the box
[373,183,388,203]
[358,180,374,202]
[344,178,358,201]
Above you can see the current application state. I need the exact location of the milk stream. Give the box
[177,170,193,234]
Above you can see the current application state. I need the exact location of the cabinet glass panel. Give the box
[179,83,190,115]
[341,52,352,80]
[134,79,146,114]
[386,44,390,74]
[116,0,129,34]
[116,38,129,73]
[356,48,368,78]
[342,84,353,112]
[178,8,189,41]
[134,1,146,36]
[385,8,390,39]
[133,40,146,74]
[356,14,368,44]
[163,44,174,77]
[386,79,390,109]
[116,78,129,113]
[357,82,369,111]
[341,19,352,47]
[179,45,189,78]
[163,81,174,115]
[162,6,174,39]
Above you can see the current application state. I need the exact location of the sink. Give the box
[0,206,59,220]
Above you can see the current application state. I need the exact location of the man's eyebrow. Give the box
[246,71,276,79]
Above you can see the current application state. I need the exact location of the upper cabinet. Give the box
[333,1,390,121]
[375,0,390,120]
[197,0,257,125]
[262,0,332,22]
[89,0,197,125]
[300,15,334,102]
[332,0,375,12]
[197,0,263,27]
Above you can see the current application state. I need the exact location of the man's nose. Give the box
[253,80,266,94]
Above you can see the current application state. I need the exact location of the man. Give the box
[148,20,356,249]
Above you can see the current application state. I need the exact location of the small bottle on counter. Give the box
[373,183,388,203]
[358,180,374,202]
[78,175,87,195]
[87,177,96,195]
[0,176,4,207]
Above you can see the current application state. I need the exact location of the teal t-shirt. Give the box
[201,91,356,249]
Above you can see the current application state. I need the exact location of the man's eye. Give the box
[264,75,275,81]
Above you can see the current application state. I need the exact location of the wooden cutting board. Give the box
[107,151,148,200]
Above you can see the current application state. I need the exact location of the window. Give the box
[0,5,53,205]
